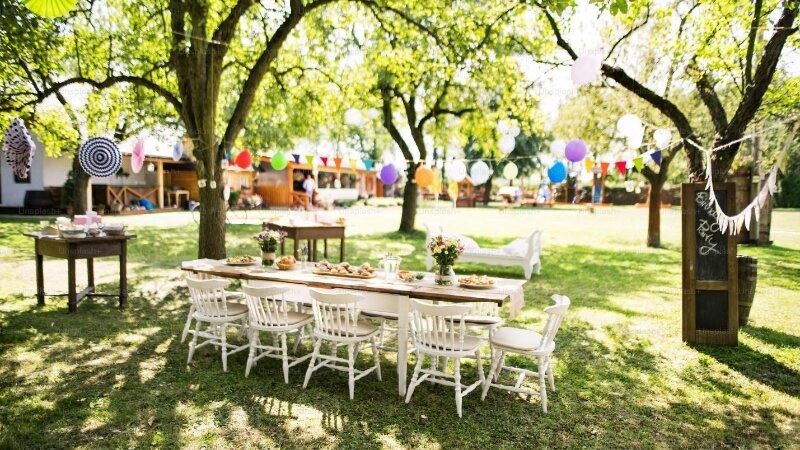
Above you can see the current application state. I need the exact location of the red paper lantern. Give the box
[235,150,252,169]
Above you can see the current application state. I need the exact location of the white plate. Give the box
[458,282,495,290]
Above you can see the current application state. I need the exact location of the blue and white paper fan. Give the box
[79,137,121,177]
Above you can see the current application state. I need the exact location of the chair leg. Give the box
[405,351,424,403]
[303,338,321,389]
[221,324,228,372]
[454,358,463,418]
[539,357,548,413]
[245,329,258,377]
[281,333,290,384]
[493,351,505,382]
[347,344,355,400]
[547,357,556,391]
[371,336,382,381]
[482,349,501,400]
[476,349,485,385]
[187,319,200,364]
[181,306,194,343]
[292,325,305,354]
[237,318,247,340]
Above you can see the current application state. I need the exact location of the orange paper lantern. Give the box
[414,166,434,188]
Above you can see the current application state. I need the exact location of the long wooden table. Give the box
[25,232,137,313]
[181,259,526,396]
[263,222,345,262]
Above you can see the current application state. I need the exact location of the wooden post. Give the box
[157,160,164,208]
[86,178,93,212]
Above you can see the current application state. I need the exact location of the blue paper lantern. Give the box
[547,160,568,183]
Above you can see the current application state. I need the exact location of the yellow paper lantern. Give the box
[448,182,459,199]
[431,169,442,193]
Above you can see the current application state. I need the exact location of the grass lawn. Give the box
[0,207,798,449]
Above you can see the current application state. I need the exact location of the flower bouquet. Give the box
[254,229,286,266]
[428,235,464,285]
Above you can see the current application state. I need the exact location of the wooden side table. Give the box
[24,232,137,313]
[263,222,345,262]
[167,190,190,208]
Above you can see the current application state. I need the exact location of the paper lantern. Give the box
[131,138,145,174]
[24,0,77,17]
[626,131,644,150]
[447,182,459,200]
[431,168,442,193]
[502,161,519,180]
[414,166,434,188]
[617,114,643,137]
[447,160,467,182]
[172,140,183,161]
[469,161,491,185]
[3,118,36,179]
[271,151,288,170]
[235,150,252,169]
[380,163,398,184]
[571,54,602,87]
[530,172,542,185]
[547,160,567,183]
[223,184,231,201]
[344,108,363,126]
[654,128,672,149]
[366,108,379,120]
[550,140,566,158]
[78,137,121,178]
[564,139,588,162]
[498,135,516,154]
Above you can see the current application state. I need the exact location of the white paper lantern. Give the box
[550,140,566,158]
[530,172,542,185]
[617,114,643,138]
[654,128,672,149]
[502,161,519,180]
[470,160,491,185]
[366,108,379,120]
[344,108,363,126]
[571,54,602,87]
[580,172,594,184]
[498,135,516,154]
[497,120,511,135]
[447,160,467,182]
[626,130,644,150]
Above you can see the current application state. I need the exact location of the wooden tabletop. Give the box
[265,222,345,230]
[24,232,137,242]
[181,259,526,305]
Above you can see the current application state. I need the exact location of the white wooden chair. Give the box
[302,289,382,400]
[181,273,245,343]
[481,295,570,413]
[424,223,543,279]
[242,285,314,383]
[185,277,249,372]
[405,300,486,417]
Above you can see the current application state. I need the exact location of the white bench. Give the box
[424,224,542,279]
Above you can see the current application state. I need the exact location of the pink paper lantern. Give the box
[564,139,588,162]
[131,138,145,173]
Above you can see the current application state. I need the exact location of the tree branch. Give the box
[695,73,729,132]
[607,4,651,60]
[745,0,764,88]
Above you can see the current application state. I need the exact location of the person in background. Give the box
[303,173,317,205]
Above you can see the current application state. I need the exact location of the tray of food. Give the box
[276,255,298,270]
[398,270,426,282]
[458,274,496,289]
[313,260,377,279]
[226,255,259,266]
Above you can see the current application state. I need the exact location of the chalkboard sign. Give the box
[695,190,728,281]
[682,183,738,346]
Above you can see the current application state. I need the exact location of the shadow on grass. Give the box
[695,342,800,398]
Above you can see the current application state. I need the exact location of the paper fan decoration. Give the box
[172,140,183,161]
[131,138,146,173]
[3,118,36,179]
[24,0,78,17]
[78,137,121,178]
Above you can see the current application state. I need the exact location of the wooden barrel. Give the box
[737,255,758,327]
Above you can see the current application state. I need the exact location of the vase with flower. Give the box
[254,229,286,266]
[428,235,464,286]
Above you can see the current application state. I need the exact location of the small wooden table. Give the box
[263,222,345,262]
[24,232,137,313]
[167,189,190,208]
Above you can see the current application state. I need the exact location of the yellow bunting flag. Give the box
[305,155,314,167]
[584,158,594,172]
[349,159,359,172]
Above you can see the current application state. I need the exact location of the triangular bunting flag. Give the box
[349,159,359,172]
[292,153,300,163]
[584,158,594,172]
[615,161,627,177]
[633,156,643,172]
[305,155,315,167]
[320,156,329,167]
[600,162,610,177]
[651,151,661,165]
[334,157,342,170]
[363,159,374,171]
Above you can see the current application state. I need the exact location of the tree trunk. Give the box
[195,140,227,259]
[71,156,90,215]
[483,175,493,205]
[398,164,419,234]
[646,180,664,248]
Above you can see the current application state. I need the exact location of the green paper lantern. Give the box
[271,151,288,170]
[25,0,78,17]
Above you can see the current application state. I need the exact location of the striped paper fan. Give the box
[3,118,36,179]
[79,137,122,178]
[24,0,78,17]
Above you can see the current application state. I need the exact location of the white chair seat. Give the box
[195,302,248,319]
[318,320,378,338]
[418,333,482,352]
[491,327,545,352]
[464,315,503,326]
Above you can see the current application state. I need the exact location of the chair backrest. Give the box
[242,285,293,328]
[467,301,499,318]
[409,300,472,351]
[309,288,363,338]
[186,276,233,318]
[537,294,570,351]
[526,230,543,260]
